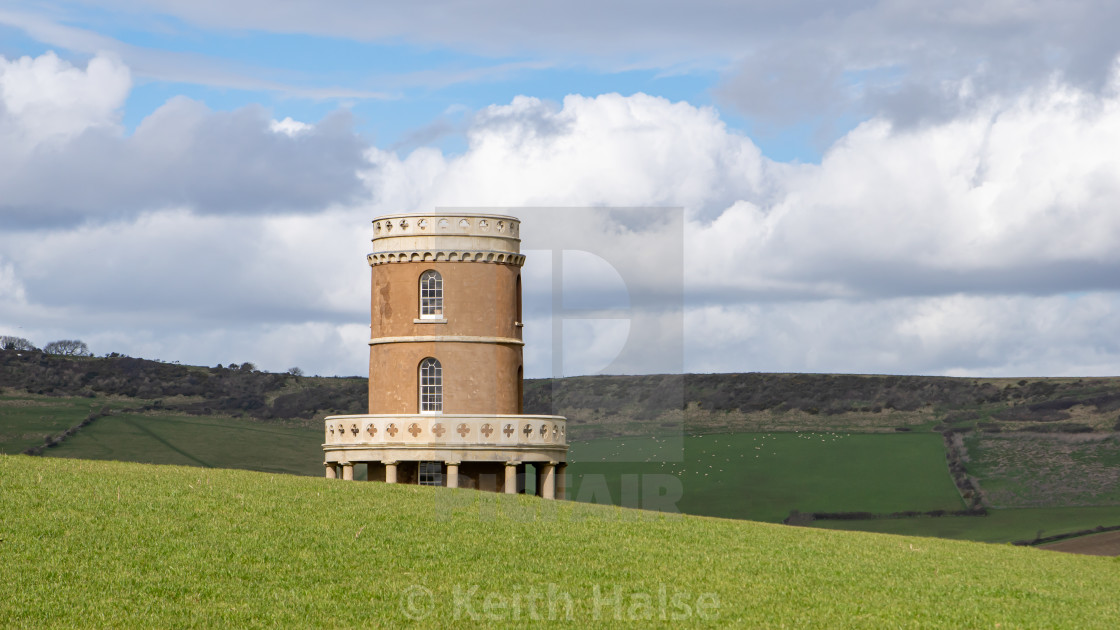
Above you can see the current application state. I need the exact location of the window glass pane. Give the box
[420,270,443,318]
[419,357,442,412]
[419,461,443,486]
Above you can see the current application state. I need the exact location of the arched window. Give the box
[419,357,443,413]
[419,270,443,319]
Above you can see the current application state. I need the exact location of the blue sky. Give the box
[0,2,836,161]
[3,1,1120,378]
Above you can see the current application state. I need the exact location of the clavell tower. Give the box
[322,212,568,497]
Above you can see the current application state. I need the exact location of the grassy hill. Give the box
[3,455,1119,628]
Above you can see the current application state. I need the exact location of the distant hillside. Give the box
[0,350,366,427]
[525,372,1120,438]
[5,350,1120,440]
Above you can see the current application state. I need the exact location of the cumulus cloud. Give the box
[270,117,311,136]
[685,293,1120,377]
[0,51,129,147]
[690,77,1120,301]
[365,94,781,219]
[0,52,367,229]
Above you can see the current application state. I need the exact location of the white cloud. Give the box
[0,53,368,229]
[0,51,129,149]
[366,93,777,216]
[270,117,311,136]
[684,293,1120,377]
[687,79,1120,300]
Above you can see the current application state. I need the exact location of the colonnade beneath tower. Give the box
[323,459,567,499]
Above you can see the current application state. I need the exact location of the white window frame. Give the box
[419,357,443,414]
[419,270,444,320]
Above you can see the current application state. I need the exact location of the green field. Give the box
[567,432,965,522]
[43,412,326,477]
[810,506,1120,543]
[0,393,123,454]
[3,455,1119,628]
[965,433,1120,507]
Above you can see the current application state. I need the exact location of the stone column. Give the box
[541,462,556,499]
[556,463,567,500]
[504,461,519,494]
[446,461,460,489]
[385,460,398,484]
[341,462,354,481]
[324,462,337,479]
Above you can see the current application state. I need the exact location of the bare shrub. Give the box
[43,339,91,356]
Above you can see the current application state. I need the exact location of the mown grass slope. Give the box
[3,455,1119,628]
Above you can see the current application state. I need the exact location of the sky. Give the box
[2,1,1120,378]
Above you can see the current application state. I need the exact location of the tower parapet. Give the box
[367,213,524,266]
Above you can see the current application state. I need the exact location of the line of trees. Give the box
[1,336,92,356]
[0,336,37,351]
[3,336,288,374]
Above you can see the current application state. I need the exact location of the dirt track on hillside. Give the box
[1041,530,1120,556]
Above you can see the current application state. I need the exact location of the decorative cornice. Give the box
[367,250,525,267]
[369,335,525,346]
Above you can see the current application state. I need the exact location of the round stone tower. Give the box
[322,212,568,497]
